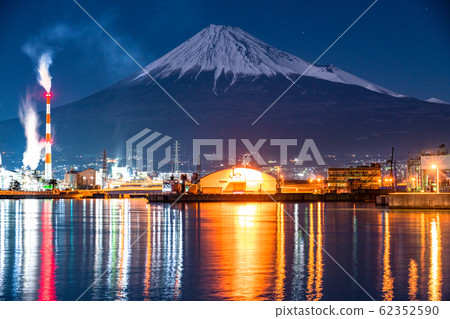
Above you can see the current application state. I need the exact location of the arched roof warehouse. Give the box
[199,167,277,194]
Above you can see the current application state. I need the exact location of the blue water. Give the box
[0,199,448,301]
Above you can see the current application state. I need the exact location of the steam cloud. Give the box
[19,94,44,170]
[37,52,52,93]
[19,51,53,170]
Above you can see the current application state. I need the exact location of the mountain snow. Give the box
[425,97,449,105]
[134,24,403,97]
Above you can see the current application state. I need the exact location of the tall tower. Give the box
[44,92,52,180]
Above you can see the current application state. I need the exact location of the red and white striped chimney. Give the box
[44,92,52,180]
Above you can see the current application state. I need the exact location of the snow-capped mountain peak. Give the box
[134,24,403,97]
[425,97,449,105]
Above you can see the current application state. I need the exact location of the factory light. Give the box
[431,164,439,194]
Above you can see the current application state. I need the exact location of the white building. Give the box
[0,167,22,190]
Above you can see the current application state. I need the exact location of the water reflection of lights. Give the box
[381,212,394,301]
[143,204,184,300]
[116,200,131,300]
[22,200,39,300]
[12,201,23,299]
[291,203,305,300]
[420,213,425,291]
[352,205,358,293]
[38,200,56,301]
[408,259,418,301]
[237,204,257,228]
[143,204,152,300]
[274,203,285,300]
[173,209,183,300]
[224,203,275,300]
[0,199,449,301]
[306,203,315,300]
[315,203,323,300]
[0,201,6,297]
[306,203,324,301]
[202,202,276,300]
[428,215,442,301]
[107,200,119,295]
[93,199,104,300]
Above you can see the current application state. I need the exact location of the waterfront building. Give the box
[282,179,325,194]
[407,145,450,192]
[198,167,277,194]
[327,163,381,193]
[63,168,97,189]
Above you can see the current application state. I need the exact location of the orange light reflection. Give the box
[428,215,442,301]
[143,204,152,300]
[274,203,285,300]
[408,259,418,301]
[382,212,394,301]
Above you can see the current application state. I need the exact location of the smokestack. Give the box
[44,92,52,180]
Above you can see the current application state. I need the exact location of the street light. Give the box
[431,164,439,194]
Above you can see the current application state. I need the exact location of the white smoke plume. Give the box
[19,94,44,170]
[37,53,52,93]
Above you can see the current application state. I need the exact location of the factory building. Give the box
[0,154,22,190]
[407,145,450,192]
[0,167,22,190]
[198,167,277,194]
[327,163,381,193]
[282,179,326,194]
[64,168,98,190]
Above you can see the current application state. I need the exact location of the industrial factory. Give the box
[0,53,448,201]
[0,53,55,191]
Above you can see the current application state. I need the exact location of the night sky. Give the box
[0,0,448,120]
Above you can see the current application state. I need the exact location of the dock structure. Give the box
[0,190,387,202]
[146,192,384,203]
[389,193,450,209]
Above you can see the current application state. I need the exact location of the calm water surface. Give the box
[0,199,448,301]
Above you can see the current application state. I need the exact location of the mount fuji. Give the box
[0,24,448,164]
[134,25,403,97]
